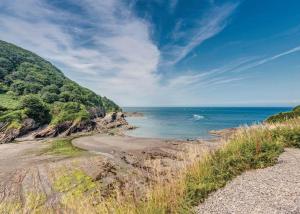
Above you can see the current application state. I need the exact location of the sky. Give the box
[0,0,299,107]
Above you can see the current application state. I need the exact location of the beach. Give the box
[0,131,221,210]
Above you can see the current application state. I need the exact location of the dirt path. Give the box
[196,148,300,214]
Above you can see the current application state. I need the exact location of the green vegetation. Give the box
[20,94,50,124]
[185,127,284,206]
[2,114,300,213]
[0,40,120,135]
[130,120,299,213]
[33,119,298,214]
[266,105,300,123]
[44,138,83,156]
[0,94,20,110]
[50,102,90,125]
[54,169,96,198]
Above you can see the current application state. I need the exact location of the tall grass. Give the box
[82,120,298,213]
[5,118,300,213]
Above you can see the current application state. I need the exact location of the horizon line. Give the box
[122,106,294,108]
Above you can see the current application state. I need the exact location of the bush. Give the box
[272,126,300,148]
[10,80,27,95]
[41,84,60,94]
[20,94,50,124]
[293,105,300,113]
[50,102,90,125]
[41,92,60,103]
[0,110,26,129]
[266,109,300,123]
[0,82,8,93]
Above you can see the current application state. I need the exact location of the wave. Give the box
[193,114,204,120]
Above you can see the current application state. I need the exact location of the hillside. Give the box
[0,40,121,143]
[266,105,300,123]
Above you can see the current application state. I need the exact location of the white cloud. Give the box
[163,2,239,65]
[0,0,240,106]
[0,0,161,105]
[232,45,300,73]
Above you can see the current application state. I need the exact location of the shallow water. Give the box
[123,107,291,140]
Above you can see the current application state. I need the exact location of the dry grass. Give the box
[2,119,300,214]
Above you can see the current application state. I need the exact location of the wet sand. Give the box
[72,134,188,154]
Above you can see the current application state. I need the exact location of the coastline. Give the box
[1,112,298,212]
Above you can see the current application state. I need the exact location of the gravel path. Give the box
[196,148,300,214]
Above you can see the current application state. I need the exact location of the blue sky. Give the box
[0,0,299,107]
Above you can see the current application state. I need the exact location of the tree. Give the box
[20,94,50,124]
[42,92,60,103]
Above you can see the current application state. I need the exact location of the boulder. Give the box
[0,118,38,143]
[88,107,105,119]
[95,112,128,130]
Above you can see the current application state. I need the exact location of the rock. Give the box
[95,112,128,130]
[88,107,105,119]
[0,128,20,143]
[19,118,38,135]
[0,122,8,132]
[1,111,128,143]
[34,120,95,138]
[0,118,39,143]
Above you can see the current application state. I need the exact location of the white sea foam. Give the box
[193,114,204,120]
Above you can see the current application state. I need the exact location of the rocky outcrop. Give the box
[0,112,129,143]
[88,107,105,119]
[34,112,128,139]
[94,112,128,130]
[34,120,95,138]
[0,118,38,143]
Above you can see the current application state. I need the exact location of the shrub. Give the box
[20,94,50,124]
[0,110,26,130]
[41,92,60,103]
[266,111,299,123]
[10,80,27,95]
[0,93,19,110]
[50,102,90,125]
[40,84,60,94]
[0,82,8,93]
[293,105,300,113]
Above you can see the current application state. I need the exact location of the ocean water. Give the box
[123,107,291,140]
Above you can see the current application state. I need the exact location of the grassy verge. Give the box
[92,120,299,213]
[12,118,300,213]
[44,138,84,157]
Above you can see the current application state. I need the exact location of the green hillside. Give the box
[0,40,120,141]
[266,106,300,123]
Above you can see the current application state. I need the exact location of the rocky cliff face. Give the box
[0,112,128,143]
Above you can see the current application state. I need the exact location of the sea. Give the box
[123,107,291,140]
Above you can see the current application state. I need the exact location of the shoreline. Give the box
[124,110,239,141]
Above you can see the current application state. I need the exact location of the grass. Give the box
[184,126,284,206]
[4,118,300,213]
[0,94,20,110]
[50,102,90,126]
[44,138,84,156]
[43,119,298,214]
[266,105,300,123]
